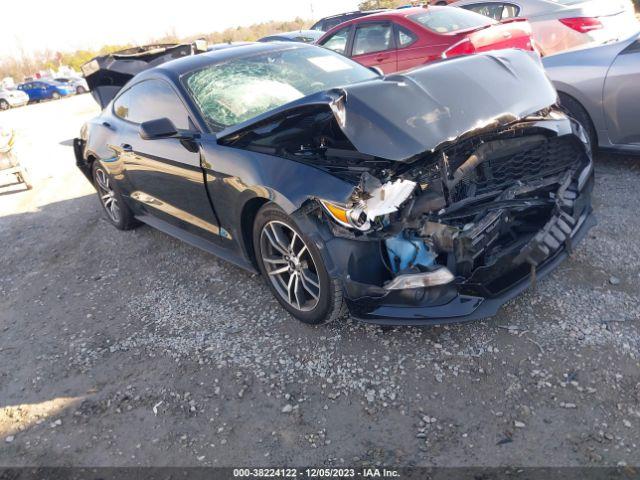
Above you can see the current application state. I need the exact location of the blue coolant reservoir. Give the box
[385,233,436,273]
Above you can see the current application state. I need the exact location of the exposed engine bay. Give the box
[221,106,594,301]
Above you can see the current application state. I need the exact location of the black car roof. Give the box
[318,9,385,20]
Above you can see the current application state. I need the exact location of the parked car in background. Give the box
[450,0,638,55]
[258,30,324,43]
[310,10,387,32]
[82,42,208,108]
[543,31,640,153]
[17,80,75,102]
[0,125,32,189]
[317,6,535,74]
[76,42,594,325]
[54,76,89,94]
[0,88,29,110]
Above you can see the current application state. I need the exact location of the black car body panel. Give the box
[75,43,595,325]
[218,50,557,162]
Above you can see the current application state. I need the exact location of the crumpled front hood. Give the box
[337,50,556,161]
[218,49,557,163]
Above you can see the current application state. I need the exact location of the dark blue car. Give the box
[74,43,595,326]
[17,80,75,102]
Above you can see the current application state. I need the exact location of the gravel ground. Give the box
[0,95,639,467]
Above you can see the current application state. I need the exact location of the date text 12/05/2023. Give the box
[232,468,400,478]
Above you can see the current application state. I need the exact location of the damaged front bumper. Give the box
[305,121,596,326]
[347,205,595,326]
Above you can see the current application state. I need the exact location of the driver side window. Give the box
[353,23,393,56]
[113,79,190,129]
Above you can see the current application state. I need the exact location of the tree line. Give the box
[0,18,309,83]
[2,1,638,82]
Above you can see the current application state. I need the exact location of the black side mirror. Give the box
[139,117,179,140]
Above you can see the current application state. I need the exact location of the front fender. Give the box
[200,139,356,233]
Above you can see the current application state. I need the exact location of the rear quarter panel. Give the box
[81,111,137,195]
[530,0,639,55]
[394,16,452,70]
[530,19,585,55]
[468,20,533,52]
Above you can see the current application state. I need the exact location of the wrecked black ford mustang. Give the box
[74,42,595,325]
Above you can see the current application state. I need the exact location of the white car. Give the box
[449,0,639,55]
[0,88,29,110]
[54,76,90,94]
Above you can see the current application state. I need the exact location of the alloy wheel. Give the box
[94,167,120,223]
[260,220,321,312]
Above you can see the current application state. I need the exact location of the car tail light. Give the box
[441,38,476,59]
[559,17,603,33]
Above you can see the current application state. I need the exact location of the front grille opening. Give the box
[445,134,586,204]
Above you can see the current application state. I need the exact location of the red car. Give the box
[317,6,535,74]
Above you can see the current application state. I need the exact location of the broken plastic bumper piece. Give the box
[383,268,455,291]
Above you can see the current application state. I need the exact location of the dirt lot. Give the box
[1,94,639,467]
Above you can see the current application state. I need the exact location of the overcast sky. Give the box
[0,0,361,58]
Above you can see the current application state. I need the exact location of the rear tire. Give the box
[558,92,597,151]
[92,161,139,230]
[253,203,347,325]
[0,99,9,110]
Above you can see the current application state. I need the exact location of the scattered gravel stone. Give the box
[365,390,376,403]
[1,105,639,468]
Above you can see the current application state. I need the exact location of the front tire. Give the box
[0,99,9,110]
[253,203,346,325]
[92,161,139,230]
[76,86,86,94]
[51,92,61,100]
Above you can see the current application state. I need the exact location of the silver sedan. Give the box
[449,0,638,55]
[543,31,640,153]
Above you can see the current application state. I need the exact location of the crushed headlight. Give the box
[319,178,417,232]
[319,200,371,231]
